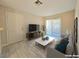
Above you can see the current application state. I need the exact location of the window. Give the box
[46,18,61,39]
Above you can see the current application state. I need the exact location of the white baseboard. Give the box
[2,39,26,48]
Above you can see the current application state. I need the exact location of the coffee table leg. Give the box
[35,42,39,46]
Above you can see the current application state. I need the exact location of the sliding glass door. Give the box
[46,18,61,39]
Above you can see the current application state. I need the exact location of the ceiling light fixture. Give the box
[34,0,43,6]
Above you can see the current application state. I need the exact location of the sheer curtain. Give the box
[46,18,61,39]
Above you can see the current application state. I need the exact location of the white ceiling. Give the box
[0,0,76,16]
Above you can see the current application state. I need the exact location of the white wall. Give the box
[75,0,79,17]
[6,8,43,45]
[0,5,43,46]
[23,13,43,33]
[75,0,79,54]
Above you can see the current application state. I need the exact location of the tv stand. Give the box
[26,31,41,40]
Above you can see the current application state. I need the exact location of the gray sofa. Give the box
[46,34,73,58]
[46,46,65,58]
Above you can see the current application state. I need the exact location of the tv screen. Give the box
[29,24,39,32]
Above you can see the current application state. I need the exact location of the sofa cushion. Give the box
[55,38,69,54]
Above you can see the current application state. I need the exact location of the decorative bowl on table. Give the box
[42,36,49,41]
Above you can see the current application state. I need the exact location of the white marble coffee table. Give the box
[35,36,55,47]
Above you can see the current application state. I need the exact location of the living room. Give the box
[0,0,79,58]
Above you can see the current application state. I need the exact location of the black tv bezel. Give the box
[28,24,39,32]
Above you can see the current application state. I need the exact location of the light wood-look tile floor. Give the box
[2,39,46,58]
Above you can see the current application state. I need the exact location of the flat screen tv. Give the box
[29,24,39,32]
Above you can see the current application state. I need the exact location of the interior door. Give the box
[0,32,1,54]
[6,11,24,45]
[6,11,17,45]
[15,13,24,41]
